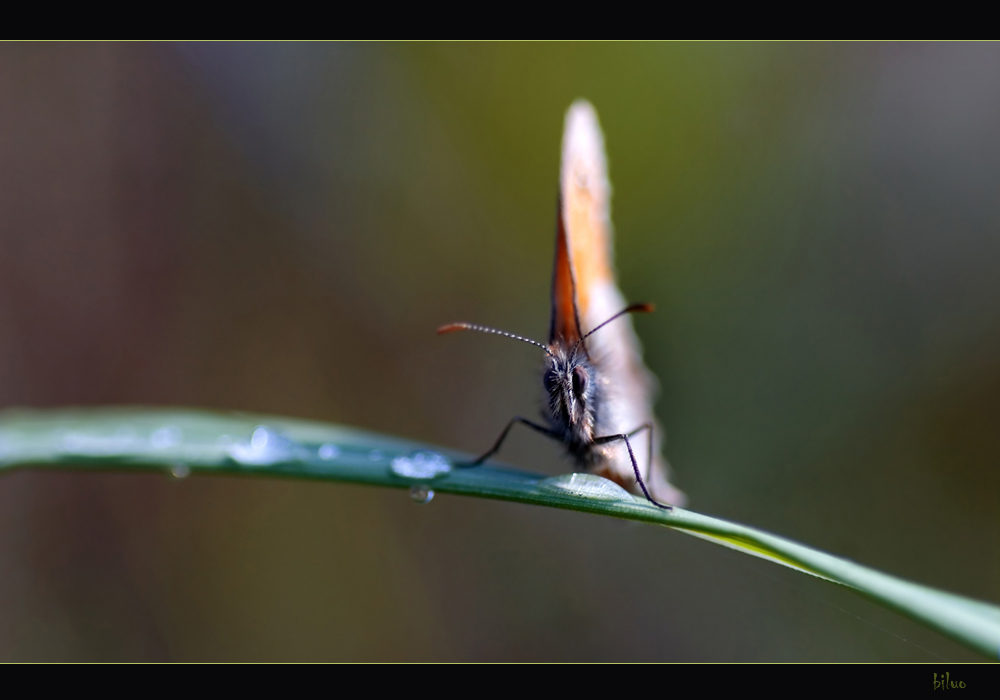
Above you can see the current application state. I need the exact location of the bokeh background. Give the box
[0,42,997,661]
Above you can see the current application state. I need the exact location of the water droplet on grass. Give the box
[318,443,340,460]
[538,473,633,501]
[170,463,191,479]
[228,426,299,466]
[151,426,182,449]
[61,428,140,455]
[390,451,452,479]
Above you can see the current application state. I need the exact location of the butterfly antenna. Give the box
[437,323,555,358]
[575,303,654,351]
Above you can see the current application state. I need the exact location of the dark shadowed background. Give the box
[0,42,997,661]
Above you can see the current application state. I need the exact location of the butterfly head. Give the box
[544,341,597,447]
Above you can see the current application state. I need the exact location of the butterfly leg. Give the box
[464,416,557,468]
[626,422,654,484]
[594,429,672,510]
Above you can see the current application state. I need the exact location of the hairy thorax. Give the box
[543,343,600,465]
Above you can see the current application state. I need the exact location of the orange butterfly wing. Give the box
[549,203,583,346]
[557,101,685,506]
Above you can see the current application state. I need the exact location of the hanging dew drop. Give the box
[170,463,191,480]
[408,484,434,504]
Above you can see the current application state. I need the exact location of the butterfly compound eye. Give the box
[572,366,589,398]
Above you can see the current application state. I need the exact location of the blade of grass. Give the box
[1,406,998,659]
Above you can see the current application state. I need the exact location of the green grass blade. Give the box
[1,406,998,659]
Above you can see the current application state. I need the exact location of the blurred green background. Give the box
[0,42,997,660]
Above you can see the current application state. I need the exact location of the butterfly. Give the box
[439,101,685,509]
